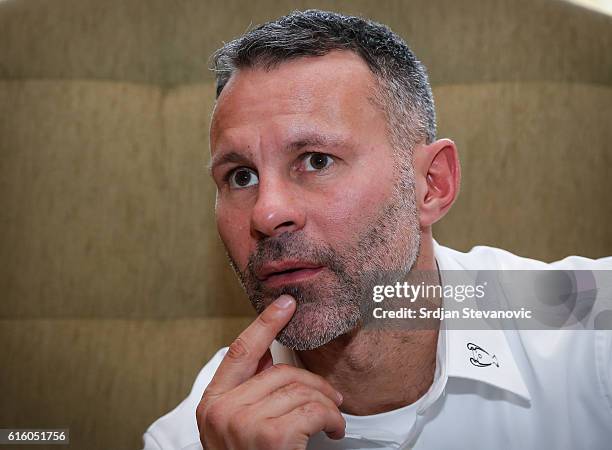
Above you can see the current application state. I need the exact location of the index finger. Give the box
[205,295,296,395]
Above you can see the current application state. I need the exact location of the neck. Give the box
[297,232,440,415]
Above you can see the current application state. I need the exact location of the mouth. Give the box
[258,261,324,288]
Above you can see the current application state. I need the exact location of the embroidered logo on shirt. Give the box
[467,342,499,367]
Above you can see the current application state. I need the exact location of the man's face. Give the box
[210,51,420,350]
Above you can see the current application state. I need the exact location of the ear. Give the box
[413,138,461,228]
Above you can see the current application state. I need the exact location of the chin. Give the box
[274,302,360,351]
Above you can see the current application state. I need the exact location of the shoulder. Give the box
[142,347,228,450]
[434,239,612,270]
[434,241,612,416]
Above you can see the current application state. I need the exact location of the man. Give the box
[143,10,612,450]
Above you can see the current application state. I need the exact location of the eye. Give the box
[303,153,334,172]
[228,167,259,189]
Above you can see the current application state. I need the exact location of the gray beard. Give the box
[227,178,421,350]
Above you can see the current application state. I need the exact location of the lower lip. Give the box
[263,267,324,288]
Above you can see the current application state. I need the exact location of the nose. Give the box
[250,177,305,238]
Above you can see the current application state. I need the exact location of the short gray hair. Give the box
[212,9,436,153]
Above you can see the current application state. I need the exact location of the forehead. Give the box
[210,51,385,149]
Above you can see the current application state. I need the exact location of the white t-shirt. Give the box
[142,242,612,450]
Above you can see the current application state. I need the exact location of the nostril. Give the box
[274,221,295,230]
[251,203,305,238]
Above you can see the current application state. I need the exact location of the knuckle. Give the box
[196,394,214,425]
[285,381,309,397]
[226,337,250,360]
[331,407,346,426]
[302,401,327,416]
[254,426,283,449]
[227,410,247,436]
[256,310,276,329]
[268,363,291,375]
[196,401,207,423]
[203,402,228,431]
[199,387,215,404]
[311,372,333,389]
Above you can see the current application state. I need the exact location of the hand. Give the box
[196,295,345,450]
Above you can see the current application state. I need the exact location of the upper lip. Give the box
[257,260,323,281]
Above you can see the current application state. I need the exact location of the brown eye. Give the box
[229,168,259,189]
[304,153,334,171]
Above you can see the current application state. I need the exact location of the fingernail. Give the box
[336,391,343,405]
[275,295,295,309]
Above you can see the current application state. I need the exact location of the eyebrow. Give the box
[207,151,252,174]
[286,134,347,152]
[208,133,349,174]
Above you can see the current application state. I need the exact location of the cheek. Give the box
[216,205,252,268]
[312,167,395,243]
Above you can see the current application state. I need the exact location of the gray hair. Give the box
[211,9,436,153]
